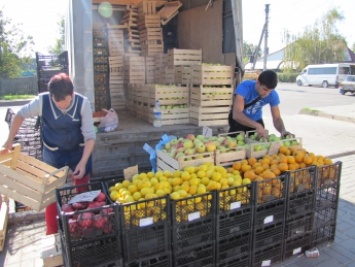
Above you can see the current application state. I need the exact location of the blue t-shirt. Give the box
[235,80,280,121]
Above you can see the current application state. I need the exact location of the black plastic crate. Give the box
[171,192,216,250]
[253,221,284,249]
[285,214,313,239]
[56,182,122,267]
[217,254,249,267]
[317,161,342,188]
[36,51,69,70]
[173,242,215,267]
[119,196,171,262]
[286,190,315,219]
[252,174,287,205]
[315,186,339,212]
[283,233,312,261]
[37,69,69,93]
[253,199,286,229]
[216,232,251,265]
[314,207,337,228]
[251,241,283,267]
[217,184,253,238]
[125,252,172,267]
[312,222,336,246]
[288,165,317,194]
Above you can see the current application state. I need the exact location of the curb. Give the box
[0,100,32,107]
[299,109,355,124]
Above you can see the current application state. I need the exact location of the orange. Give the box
[248,157,257,166]
[303,155,313,165]
[287,156,296,164]
[254,165,264,175]
[232,161,242,171]
[278,162,289,172]
[279,146,288,154]
[244,170,256,181]
[241,164,252,172]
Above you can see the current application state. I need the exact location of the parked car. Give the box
[339,75,355,95]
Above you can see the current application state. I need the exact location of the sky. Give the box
[1,0,354,56]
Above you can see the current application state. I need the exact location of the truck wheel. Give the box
[322,81,328,88]
[296,80,302,86]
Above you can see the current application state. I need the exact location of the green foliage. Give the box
[1,94,35,100]
[48,17,65,55]
[284,8,347,70]
[0,10,34,79]
[277,72,299,83]
[243,41,260,65]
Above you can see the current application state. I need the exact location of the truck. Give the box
[65,0,244,179]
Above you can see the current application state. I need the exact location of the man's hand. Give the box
[3,139,14,151]
[281,131,295,138]
[255,124,268,138]
[73,162,86,179]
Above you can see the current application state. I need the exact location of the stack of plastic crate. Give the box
[283,166,317,261]
[215,183,253,267]
[312,162,342,246]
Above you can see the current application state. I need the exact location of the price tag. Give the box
[139,217,153,227]
[124,165,139,181]
[263,215,274,224]
[202,127,212,138]
[230,201,241,210]
[188,211,201,221]
[68,190,100,204]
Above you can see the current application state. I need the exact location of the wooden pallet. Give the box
[40,233,63,267]
[0,202,8,252]
[0,144,69,211]
[137,14,161,30]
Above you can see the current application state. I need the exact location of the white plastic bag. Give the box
[98,108,119,132]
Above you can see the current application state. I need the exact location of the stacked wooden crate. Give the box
[108,26,126,110]
[121,5,141,55]
[189,64,234,126]
[137,1,164,57]
[124,55,145,85]
[154,53,168,84]
[145,84,190,125]
[145,56,155,84]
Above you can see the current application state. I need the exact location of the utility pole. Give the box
[263,4,270,70]
[251,4,270,70]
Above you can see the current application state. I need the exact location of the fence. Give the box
[0,77,38,97]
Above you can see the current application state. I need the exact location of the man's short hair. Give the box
[258,70,278,89]
[48,73,74,101]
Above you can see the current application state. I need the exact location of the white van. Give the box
[296,63,355,88]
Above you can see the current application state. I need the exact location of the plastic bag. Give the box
[98,108,119,132]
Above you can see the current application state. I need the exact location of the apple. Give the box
[196,135,205,142]
[185,148,196,155]
[237,140,245,146]
[195,142,206,153]
[164,142,171,150]
[170,138,178,145]
[217,146,227,153]
[183,139,194,149]
[205,141,217,152]
[175,152,185,160]
[268,133,277,141]
[185,134,195,141]
[236,133,244,141]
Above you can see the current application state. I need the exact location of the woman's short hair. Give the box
[48,73,74,101]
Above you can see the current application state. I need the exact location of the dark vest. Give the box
[41,93,84,151]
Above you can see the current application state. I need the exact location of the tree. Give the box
[284,8,347,70]
[48,17,65,55]
[243,41,261,65]
[0,10,34,79]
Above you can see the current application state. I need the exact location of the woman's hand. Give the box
[73,161,86,179]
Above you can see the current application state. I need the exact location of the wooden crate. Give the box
[158,1,182,25]
[141,43,164,57]
[148,107,190,125]
[215,146,247,167]
[145,84,189,104]
[190,85,233,107]
[145,56,155,84]
[156,149,214,171]
[167,48,202,66]
[174,66,191,85]
[191,64,234,85]
[0,144,69,211]
[189,106,230,127]
[40,233,63,267]
[0,202,8,252]
[137,14,161,30]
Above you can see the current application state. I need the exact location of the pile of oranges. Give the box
[230,145,333,182]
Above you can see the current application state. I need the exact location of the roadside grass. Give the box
[300,107,320,114]
[1,95,36,100]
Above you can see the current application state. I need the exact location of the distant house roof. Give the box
[246,46,355,70]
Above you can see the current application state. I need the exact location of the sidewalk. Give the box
[1,104,355,267]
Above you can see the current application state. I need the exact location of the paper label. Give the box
[263,215,274,224]
[230,201,241,210]
[293,247,302,255]
[261,260,271,266]
[124,165,138,181]
[68,190,100,204]
[139,217,153,227]
[188,211,201,221]
[202,126,212,137]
